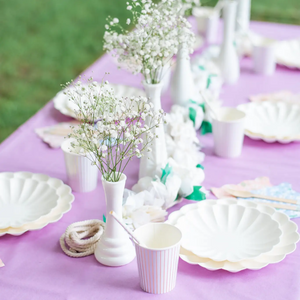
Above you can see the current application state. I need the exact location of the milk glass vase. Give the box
[94,173,135,266]
[139,81,167,179]
[217,1,240,85]
[170,42,197,106]
[236,0,251,32]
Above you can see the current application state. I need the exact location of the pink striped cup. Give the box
[134,223,182,294]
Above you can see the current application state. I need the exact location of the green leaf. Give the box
[188,107,197,126]
[196,164,204,170]
[201,120,212,135]
[185,186,206,201]
[103,214,106,223]
[160,163,173,185]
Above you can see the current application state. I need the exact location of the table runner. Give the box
[0,21,300,300]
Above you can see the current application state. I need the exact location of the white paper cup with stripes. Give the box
[134,223,182,294]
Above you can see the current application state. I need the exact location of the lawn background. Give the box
[0,0,299,142]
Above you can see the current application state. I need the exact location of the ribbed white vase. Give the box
[61,139,98,193]
[139,81,167,179]
[94,173,135,267]
[170,43,197,106]
[217,1,240,85]
[236,0,251,32]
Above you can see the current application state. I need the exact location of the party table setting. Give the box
[1,0,300,299]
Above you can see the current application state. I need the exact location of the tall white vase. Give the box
[94,173,135,266]
[217,1,240,85]
[236,0,251,32]
[139,81,167,179]
[170,43,198,106]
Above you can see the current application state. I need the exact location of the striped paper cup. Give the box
[134,223,182,294]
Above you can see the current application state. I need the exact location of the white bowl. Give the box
[237,101,300,143]
[175,200,282,262]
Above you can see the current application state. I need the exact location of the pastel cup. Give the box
[61,138,99,193]
[193,7,220,44]
[253,39,276,75]
[212,107,246,158]
[134,223,182,294]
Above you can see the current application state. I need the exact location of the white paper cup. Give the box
[253,40,276,76]
[193,7,219,44]
[212,107,246,158]
[134,223,182,294]
[61,138,98,193]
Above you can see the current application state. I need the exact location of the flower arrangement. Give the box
[179,0,201,17]
[103,0,195,84]
[63,77,165,182]
[122,104,207,229]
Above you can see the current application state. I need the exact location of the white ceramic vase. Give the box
[217,1,240,85]
[170,43,197,106]
[161,64,171,95]
[94,173,135,266]
[139,81,167,179]
[236,0,251,32]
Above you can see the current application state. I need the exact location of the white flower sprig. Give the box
[103,0,195,84]
[63,77,165,182]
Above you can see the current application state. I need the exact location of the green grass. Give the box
[0,0,299,142]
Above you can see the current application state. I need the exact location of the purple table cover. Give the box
[1,21,300,300]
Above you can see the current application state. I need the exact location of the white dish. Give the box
[276,39,300,69]
[0,173,60,228]
[0,172,74,236]
[167,199,299,272]
[237,101,300,143]
[175,200,281,262]
[53,83,145,119]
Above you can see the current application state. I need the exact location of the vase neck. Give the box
[143,81,163,110]
[177,43,190,60]
[223,1,237,43]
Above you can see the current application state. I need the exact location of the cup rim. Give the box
[212,107,246,123]
[134,223,182,251]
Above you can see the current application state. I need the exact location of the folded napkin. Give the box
[35,121,79,148]
[249,91,300,104]
[212,177,300,219]
[0,259,4,267]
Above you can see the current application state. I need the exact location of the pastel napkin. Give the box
[35,121,79,148]
[211,177,300,219]
[0,259,4,267]
[249,90,300,104]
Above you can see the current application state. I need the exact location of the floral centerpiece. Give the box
[104,0,196,178]
[63,77,165,267]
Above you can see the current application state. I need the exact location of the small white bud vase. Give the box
[170,43,197,106]
[139,81,167,179]
[236,0,251,32]
[94,173,135,266]
[217,1,240,85]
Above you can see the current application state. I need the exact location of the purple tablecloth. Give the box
[1,21,300,300]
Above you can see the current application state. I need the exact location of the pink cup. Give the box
[133,223,182,294]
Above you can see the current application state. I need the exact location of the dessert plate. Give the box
[175,200,281,262]
[53,83,145,119]
[0,173,60,228]
[237,101,300,143]
[0,172,74,236]
[167,199,299,272]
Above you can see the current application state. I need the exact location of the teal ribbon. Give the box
[103,214,106,223]
[206,74,217,89]
[196,164,204,170]
[185,186,206,201]
[189,107,197,127]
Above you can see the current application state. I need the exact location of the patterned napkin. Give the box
[249,91,300,104]
[35,121,79,148]
[211,177,300,219]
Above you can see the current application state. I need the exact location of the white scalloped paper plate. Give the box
[0,172,74,236]
[53,83,145,119]
[166,199,299,272]
[276,39,300,69]
[237,101,300,143]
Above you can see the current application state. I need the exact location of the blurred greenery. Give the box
[0,0,299,142]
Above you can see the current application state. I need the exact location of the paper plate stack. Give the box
[0,172,74,236]
[166,199,299,272]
